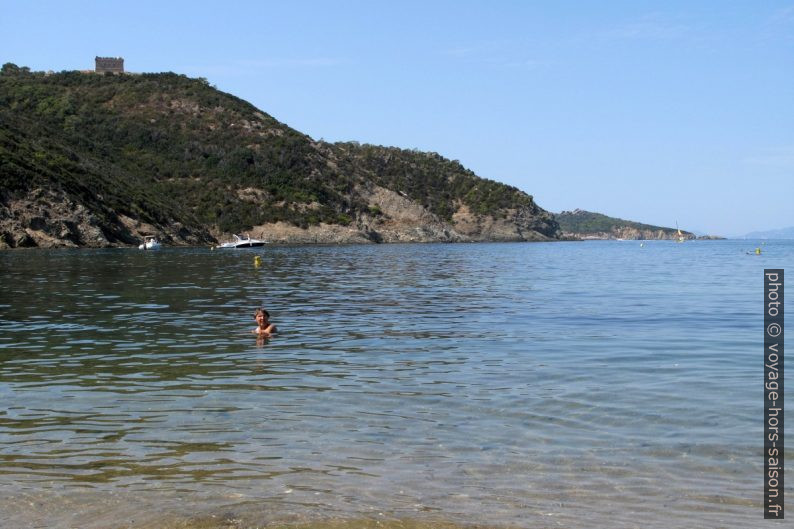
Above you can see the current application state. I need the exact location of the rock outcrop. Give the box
[214,184,558,246]
[0,188,211,249]
[562,227,694,241]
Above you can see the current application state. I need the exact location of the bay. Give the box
[0,240,789,528]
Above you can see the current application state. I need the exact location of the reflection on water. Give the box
[0,241,790,528]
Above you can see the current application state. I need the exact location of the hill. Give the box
[742,226,794,239]
[555,209,696,240]
[0,64,560,248]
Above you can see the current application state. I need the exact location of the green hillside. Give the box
[0,63,559,246]
[555,209,691,237]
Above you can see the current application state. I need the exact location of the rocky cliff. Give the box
[0,65,560,248]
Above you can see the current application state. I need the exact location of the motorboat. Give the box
[138,236,161,250]
[217,234,267,248]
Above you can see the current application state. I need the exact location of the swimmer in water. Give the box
[252,308,277,337]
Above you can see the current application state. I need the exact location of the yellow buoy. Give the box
[254,255,262,267]
[755,248,761,255]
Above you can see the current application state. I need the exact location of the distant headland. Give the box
[740,226,794,239]
[554,209,722,241]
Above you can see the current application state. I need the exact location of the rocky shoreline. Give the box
[561,228,693,241]
[3,185,725,249]
[2,186,723,249]
[0,185,560,249]
[561,230,724,241]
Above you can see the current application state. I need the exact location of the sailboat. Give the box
[676,222,685,243]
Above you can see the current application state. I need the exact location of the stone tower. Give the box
[95,57,124,74]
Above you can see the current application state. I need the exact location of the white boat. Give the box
[138,236,161,250]
[217,234,267,248]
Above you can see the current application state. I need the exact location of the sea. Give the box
[0,240,790,529]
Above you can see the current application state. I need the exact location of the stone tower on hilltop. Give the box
[95,56,124,74]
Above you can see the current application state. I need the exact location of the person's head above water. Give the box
[253,308,277,337]
[254,308,270,325]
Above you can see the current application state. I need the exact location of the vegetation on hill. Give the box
[332,143,534,222]
[1,63,554,242]
[555,209,688,236]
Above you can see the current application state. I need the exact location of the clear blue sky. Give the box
[2,1,792,236]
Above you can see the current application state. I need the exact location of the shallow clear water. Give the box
[0,240,790,528]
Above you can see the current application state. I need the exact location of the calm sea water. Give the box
[0,240,790,529]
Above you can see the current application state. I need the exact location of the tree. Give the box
[1,63,20,75]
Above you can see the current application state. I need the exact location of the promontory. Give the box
[0,64,561,248]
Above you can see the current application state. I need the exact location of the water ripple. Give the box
[0,241,789,528]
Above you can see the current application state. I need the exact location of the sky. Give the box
[2,1,792,236]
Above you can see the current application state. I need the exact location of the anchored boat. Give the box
[217,234,267,248]
[138,236,161,250]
